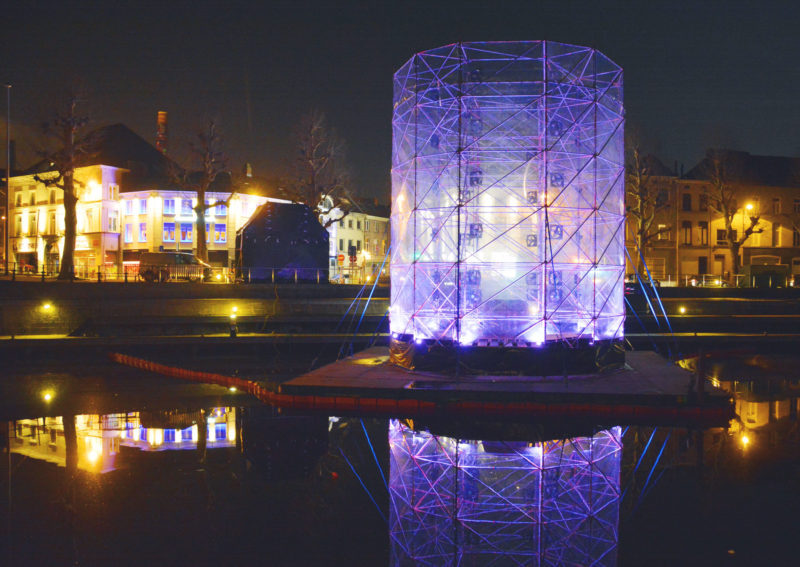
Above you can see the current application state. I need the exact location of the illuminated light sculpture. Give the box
[389,420,621,565]
[391,41,625,358]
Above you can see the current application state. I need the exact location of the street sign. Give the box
[337,254,345,265]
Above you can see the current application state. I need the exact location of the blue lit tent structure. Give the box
[235,201,329,282]
[389,420,621,565]
[390,41,625,370]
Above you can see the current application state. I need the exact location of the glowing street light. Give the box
[42,390,54,402]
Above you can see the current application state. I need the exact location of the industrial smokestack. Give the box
[156,111,168,154]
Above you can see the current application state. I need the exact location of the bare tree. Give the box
[703,150,761,276]
[34,95,95,279]
[170,120,231,263]
[283,110,356,227]
[625,136,670,276]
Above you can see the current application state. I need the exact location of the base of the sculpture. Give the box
[389,336,625,375]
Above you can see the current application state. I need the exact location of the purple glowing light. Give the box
[390,41,625,347]
[389,420,622,564]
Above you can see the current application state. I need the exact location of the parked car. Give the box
[689,275,730,287]
[138,252,211,282]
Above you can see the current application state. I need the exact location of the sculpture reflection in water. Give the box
[389,420,622,566]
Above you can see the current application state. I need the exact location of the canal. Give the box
[1,348,798,566]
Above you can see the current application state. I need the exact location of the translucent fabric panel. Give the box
[392,41,624,344]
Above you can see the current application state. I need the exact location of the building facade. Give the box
[628,151,800,285]
[324,204,390,284]
[7,124,271,274]
[118,190,266,267]
[9,165,124,274]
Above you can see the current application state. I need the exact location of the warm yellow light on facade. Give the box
[745,203,754,211]
[42,302,52,311]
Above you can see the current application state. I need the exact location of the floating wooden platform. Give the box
[279,347,733,426]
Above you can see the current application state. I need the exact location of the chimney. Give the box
[156,111,168,154]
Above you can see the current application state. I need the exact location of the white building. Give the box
[8,124,271,275]
[322,201,390,284]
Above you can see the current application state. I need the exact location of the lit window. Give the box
[138,222,147,242]
[124,224,133,243]
[681,221,692,245]
[205,200,214,218]
[205,223,210,243]
[698,221,708,246]
[108,214,118,232]
[216,202,227,216]
[180,223,193,242]
[163,222,175,242]
[214,223,226,243]
[139,199,147,215]
[181,199,193,216]
[124,200,133,215]
[109,184,119,200]
[163,199,175,215]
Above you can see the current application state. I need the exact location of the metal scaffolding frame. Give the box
[391,41,625,346]
[388,420,622,566]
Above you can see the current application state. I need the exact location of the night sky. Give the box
[3,1,800,201]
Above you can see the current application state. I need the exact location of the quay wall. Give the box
[0,282,389,336]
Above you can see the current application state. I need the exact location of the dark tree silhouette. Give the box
[33,95,95,279]
[703,150,761,276]
[283,110,356,227]
[170,120,231,263]
[625,134,670,276]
